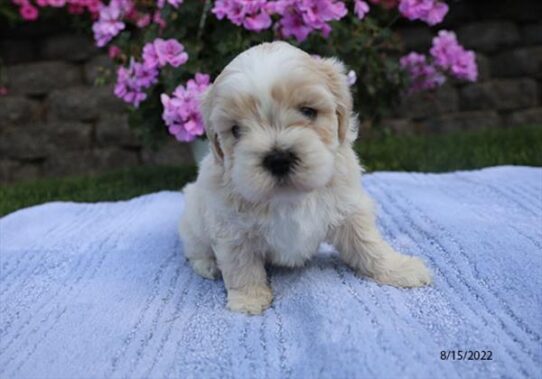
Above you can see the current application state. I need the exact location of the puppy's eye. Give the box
[231,125,241,139]
[299,106,317,120]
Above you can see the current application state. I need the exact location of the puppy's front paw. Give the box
[227,286,273,315]
[190,257,220,280]
[372,255,432,288]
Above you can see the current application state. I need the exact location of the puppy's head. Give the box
[201,41,353,203]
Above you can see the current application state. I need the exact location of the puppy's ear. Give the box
[316,57,353,144]
[200,85,224,162]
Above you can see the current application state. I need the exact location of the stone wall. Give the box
[0,23,192,183]
[386,0,542,133]
[1,0,541,183]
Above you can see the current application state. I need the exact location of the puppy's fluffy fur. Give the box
[180,41,431,314]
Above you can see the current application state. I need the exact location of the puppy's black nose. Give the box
[262,149,297,178]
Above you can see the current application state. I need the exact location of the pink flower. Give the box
[142,42,159,68]
[161,73,211,142]
[20,4,39,20]
[136,13,151,28]
[430,30,459,67]
[185,73,211,93]
[47,0,66,7]
[449,50,477,81]
[86,0,101,14]
[92,2,126,47]
[401,31,478,94]
[212,0,273,32]
[13,0,102,20]
[108,45,121,59]
[426,1,447,25]
[278,9,313,41]
[155,39,189,67]
[0,86,8,96]
[400,52,445,93]
[112,0,134,13]
[244,10,273,31]
[272,0,348,42]
[142,38,189,69]
[398,0,448,26]
[114,59,158,107]
[354,0,370,19]
[430,30,478,81]
[133,63,158,88]
[153,10,167,28]
[14,0,101,17]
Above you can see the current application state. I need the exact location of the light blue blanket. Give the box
[1,166,541,379]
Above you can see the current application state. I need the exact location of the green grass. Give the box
[0,166,197,216]
[356,124,542,172]
[1,125,541,216]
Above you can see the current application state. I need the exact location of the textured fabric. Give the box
[1,166,541,379]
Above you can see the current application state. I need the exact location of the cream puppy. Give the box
[180,41,431,314]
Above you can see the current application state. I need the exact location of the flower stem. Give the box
[197,0,212,41]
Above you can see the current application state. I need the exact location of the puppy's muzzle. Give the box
[262,149,298,178]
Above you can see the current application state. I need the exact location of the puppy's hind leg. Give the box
[179,183,220,280]
[329,199,431,287]
[185,240,220,280]
[179,219,219,281]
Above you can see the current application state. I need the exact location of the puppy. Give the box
[180,41,431,314]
